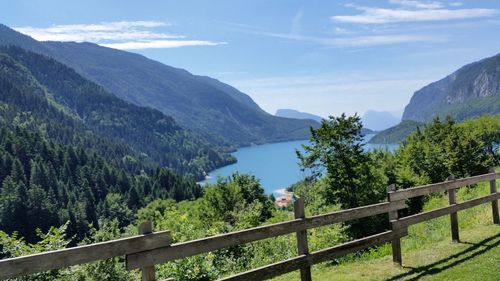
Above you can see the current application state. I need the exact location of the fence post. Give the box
[447,175,460,242]
[490,167,500,225]
[138,221,156,281]
[387,184,402,266]
[294,197,312,281]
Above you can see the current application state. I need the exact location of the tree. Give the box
[0,176,28,237]
[395,116,493,215]
[297,114,387,238]
[200,173,273,227]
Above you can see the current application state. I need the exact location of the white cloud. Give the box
[14,21,225,50]
[389,0,444,9]
[262,32,437,47]
[101,40,226,50]
[328,34,438,47]
[332,6,498,24]
[290,8,304,36]
[14,21,174,42]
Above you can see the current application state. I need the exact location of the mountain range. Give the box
[0,46,234,179]
[275,109,323,123]
[371,53,500,144]
[403,53,500,122]
[361,110,400,131]
[0,24,317,147]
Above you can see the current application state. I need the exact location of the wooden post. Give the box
[139,221,156,281]
[490,168,500,225]
[447,175,460,242]
[387,184,402,266]
[294,198,312,281]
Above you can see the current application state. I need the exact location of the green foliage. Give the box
[200,173,273,227]
[394,116,497,214]
[458,115,500,166]
[97,193,133,228]
[297,114,388,238]
[133,173,276,280]
[0,123,201,243]
[396,116,492,185]
[73,220,135,281]
[0,46,235,180]
[0,224,70,280]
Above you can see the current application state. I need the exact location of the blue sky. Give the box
[1,0,499,118]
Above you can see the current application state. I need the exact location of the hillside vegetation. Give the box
[0,46,235,179]
[0,46,236,244]
[0,24,318,147]
[1,114,498,280]
[369,120,424,144]
[403,53,500,122]
[274,180,500,281]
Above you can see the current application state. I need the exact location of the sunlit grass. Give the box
[272,180,500,281]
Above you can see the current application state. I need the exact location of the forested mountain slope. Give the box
[275,109,323,123]
[0,46,234,179]
[403,53,500,122]
[0,24,317,146]
[0,49,208,243]
[369,120,424,144]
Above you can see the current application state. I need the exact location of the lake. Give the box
[201,135,397,195]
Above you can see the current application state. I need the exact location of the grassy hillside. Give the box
[273,179,500,281]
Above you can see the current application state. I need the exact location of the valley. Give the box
[0,2,499,280]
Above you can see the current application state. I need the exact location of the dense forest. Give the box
[1,112,498,280]
[0,46,240,245]
[0,123,202,243]
[0,24,319,147]
[0,46,235,180]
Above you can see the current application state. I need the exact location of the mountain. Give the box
[275,109,323,123]
[275,109,378,135]
[403,53,500,122]
[0,46,234,179]
[0,47,212,242]
[361,110,400,131]
[369,120,424,144]
[0,24,317,146]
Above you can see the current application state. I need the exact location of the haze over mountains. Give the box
[361,110,400,131]
[275,109,323,123]
[0,24,317,147]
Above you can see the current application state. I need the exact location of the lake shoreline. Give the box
[201,136,397,194]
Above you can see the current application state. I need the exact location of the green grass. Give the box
[272,181,500,281]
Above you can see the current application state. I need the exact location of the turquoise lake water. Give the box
[201,135,397,195]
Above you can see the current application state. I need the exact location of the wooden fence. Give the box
[1,170,499,281]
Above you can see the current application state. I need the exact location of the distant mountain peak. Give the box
[275,109,323,123]
[361,110,400,131]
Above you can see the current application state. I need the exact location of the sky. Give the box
[1,0,499,118]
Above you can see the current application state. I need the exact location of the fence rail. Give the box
[0,230,171,280]
[126,200,406,270]
[0,170,498,281]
